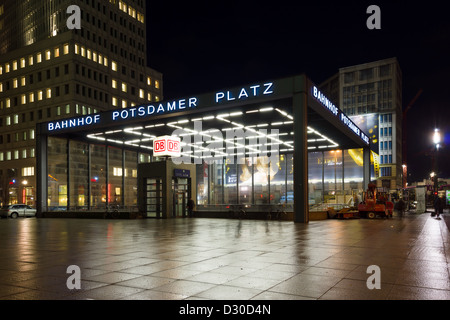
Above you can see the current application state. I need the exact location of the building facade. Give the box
[320,58,403,191]
[0,0,163,205]
[35,75,373,223]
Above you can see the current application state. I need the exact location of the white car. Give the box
[0,204,37,218]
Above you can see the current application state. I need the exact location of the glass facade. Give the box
[46,137,150,212]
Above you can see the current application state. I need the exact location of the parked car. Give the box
[0,204,37,218]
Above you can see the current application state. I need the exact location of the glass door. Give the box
[146,178,163,218]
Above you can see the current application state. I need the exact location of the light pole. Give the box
[432,129,441,195]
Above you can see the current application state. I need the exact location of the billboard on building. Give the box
[349,113,379,154]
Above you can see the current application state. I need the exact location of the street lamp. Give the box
[432,129,441,194]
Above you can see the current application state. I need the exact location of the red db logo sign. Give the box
[153,136,181,157]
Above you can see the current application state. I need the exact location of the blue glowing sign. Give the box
[311,86,369,145]
[215,82,274,103]
[112,98,198,121]
[48,114,100,131]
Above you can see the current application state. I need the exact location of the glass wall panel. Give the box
[224,158,237,204]
[253,156,269,204]
[239,158,252,204]
[344,149,364,194]
[210,162,223,205]
[271,154,287,205]
[196,162,208,205]
[69,141,89,210]
[90,144,106,209]
[324,150,343,203]
[48,137,67,211]
[285,154,294,211]
[308,152,323,208]
[108,146,123,206]
[124,150,138,208]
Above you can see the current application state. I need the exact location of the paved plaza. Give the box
[0,211,449,300]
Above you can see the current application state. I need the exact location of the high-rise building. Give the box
[0,0,163,205]
[320,57,403,190]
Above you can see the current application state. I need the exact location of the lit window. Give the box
[30,148,35,157]
[147,93,152,101]
[28,55,34,65]
[5,63,10,72]
[20,58,26,68]
[103,57,108,67]
[87,49,91,60]
[6,152,11,161]
[121,83,127,93]
[155,80,160,89]
[112,97,118,107]
[21,76,26,86]
[139,89,144,99]
[22,167,35,177]
[0,82,2,92]
[147,77,151,86]
[155,96,160,102]
[12,60,17,70]
[66,104,70,114]
[13,78,18,88]
[98,54,103,65]
[14,114,19,124]
[14,150,19,160]
[0,65,2,75]
[112,61,117,71]
[6,98,10,108]
[45,50,51,60]
[93,52,97,62]
[112,79,117,89]
[37,53,42,63]
[122,100,127,108]
[21,94,26,105]
[46,88,52,98]
[6,116,11,125]
[81,46,85,57]
[74,44,79,54]
[0,153,3,162]
[22,150,27,159]
[30,130,35,140]
[38,90,43,100]
[29,92,35,103]
[54,47,60,57]
[64,43,69,55]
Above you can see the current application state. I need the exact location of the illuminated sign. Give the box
[48,114,100,131]
[312,86,369,145]
[153,136,181,157]
[312,86,338,116]
[112,98,198,121]
[215,82,274,103]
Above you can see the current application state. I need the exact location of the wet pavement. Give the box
[0,211,449,300]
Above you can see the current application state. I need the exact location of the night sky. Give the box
[146,0,450,183]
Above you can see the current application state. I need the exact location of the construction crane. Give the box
[402,89,423,188]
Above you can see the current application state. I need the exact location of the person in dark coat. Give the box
[434,196,443,219]
[187,198,195,217]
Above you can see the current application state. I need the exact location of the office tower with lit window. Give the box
[0,0,163,205]
[320,58,403,190]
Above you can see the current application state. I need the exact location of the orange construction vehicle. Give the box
[358,183,394,219]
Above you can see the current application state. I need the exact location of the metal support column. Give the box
[363,147,371,190]
[293,77,309,223]
[36,127,48,218]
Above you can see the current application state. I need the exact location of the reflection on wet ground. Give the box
[0,211,449,300]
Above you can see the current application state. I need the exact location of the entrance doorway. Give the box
[145,178,163,218]
[172,177,190,217]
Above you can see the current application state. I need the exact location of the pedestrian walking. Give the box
[187,198,195,217]
[394,198,406,217]
[434,195,443,219]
